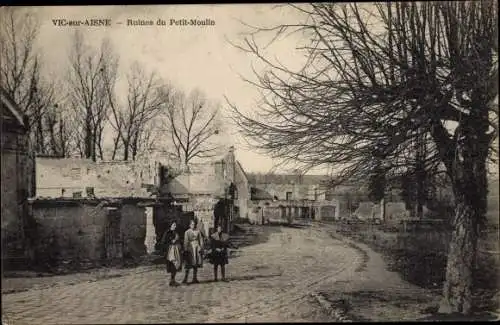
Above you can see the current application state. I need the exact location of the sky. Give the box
[20,4,323,175]
[8,4,499,177]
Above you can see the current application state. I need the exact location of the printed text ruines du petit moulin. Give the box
[127,18,215,26]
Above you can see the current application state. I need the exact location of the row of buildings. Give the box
[3,86,497,270]
[0,86,348,270]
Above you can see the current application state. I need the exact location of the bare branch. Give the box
[161,87,222,165]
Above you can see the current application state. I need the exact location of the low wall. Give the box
[249,201,287,223]
[265,206,283,222]
[29,198,147,269]
[249,199,343,222]
[320,205,337,220]
[372,202,409,223]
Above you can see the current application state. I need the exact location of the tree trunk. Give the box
[36,116,44,154]
[437,112,490,315]
[415,131,426,219]
[111,134,121,160]
[438,198,478,315]
[85,121,93,159]
[123,141,129,161]
[131,133,139,161]
[91,139,97,162]
[58,118,67,157]
[92,126,99,162]
[380,197,386,222]
[97,126,105,160]
[98,142,104,161]
[48,120,57,156]
[415,168,425,219]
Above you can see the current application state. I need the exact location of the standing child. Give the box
[208,225,230,282]
[160,221,182,286]
[182,219,204,284]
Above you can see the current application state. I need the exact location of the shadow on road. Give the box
[228,273,283,282]
[189,273,283,285]
[267,222,311,229]
[285,224,311,229]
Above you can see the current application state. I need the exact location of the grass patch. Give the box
[320,289,438,322]
[335,222,499,314]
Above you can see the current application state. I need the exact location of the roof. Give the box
[236,160,249,183]
[0,87,26,128]
[250,187,274,200]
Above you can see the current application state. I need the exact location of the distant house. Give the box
[1,87,34,267]
[247,173,374,221]
[250,187,274,201]
[247,173,329,201]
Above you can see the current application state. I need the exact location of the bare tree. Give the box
[66,31,118,161]
[0,8,62,155]
[105,62,163,161]
[43,102,74,157]
[162,88,221,166]
[229,2,498,315]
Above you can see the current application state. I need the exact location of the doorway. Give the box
[104,207,123,262]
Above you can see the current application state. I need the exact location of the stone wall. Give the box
[30,200,106,267]
[1,149,22,243]
[265,206,283,222]
[248,201,283,224]
[250,200,322,223]
[169,163,225,197]
[1,125,33,267]
[29,199,147,268]
[36,158,155,198]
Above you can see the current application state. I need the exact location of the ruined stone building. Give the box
[247,173,373,222]
[35,157,159,198]
[31,157,166,268]
[165,146,251,233]
[30,145,255,268]
[1,87,34,269]
[246,174,336,222]
[247,173,329,201]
